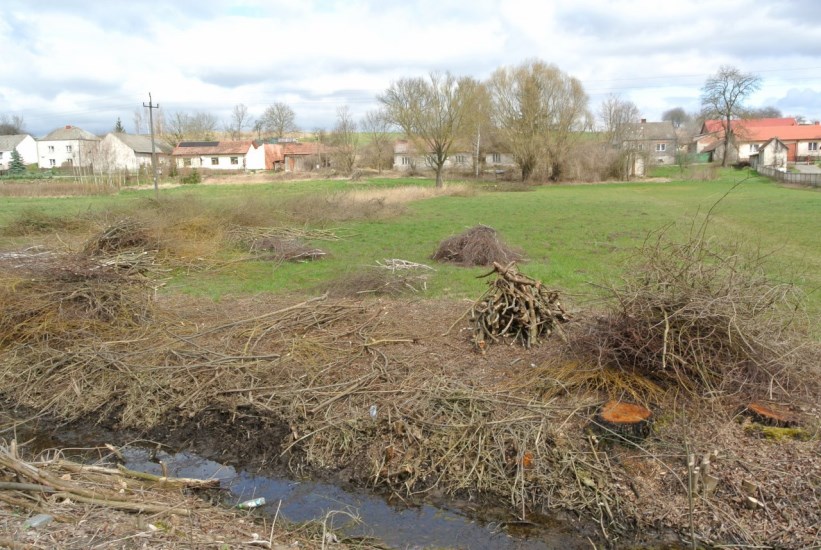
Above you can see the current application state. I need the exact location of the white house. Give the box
[171,141,266,170]
[37,125,101,169]
[392,140,474,172]
[749,137,789,171]
[96,133,172,173]
[0,134,38,169]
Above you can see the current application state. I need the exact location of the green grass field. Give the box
[1,169,819,311]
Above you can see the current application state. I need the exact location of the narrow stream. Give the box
[3,414,598,549]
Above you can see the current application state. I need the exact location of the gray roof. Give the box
[625,121,677,141]
[0,134,30,150]
[110,133,172,154]
[41,125,100,141]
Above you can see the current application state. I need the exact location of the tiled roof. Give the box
[624,121,677,141]
[701,117,797,134]
[0,134,30,150]
[41,125,100,141]
[281,142,327,156]
[739,124,821,141]
[111,133,172,154]
[171,141,258,156]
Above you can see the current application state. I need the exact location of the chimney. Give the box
[640,118,647,124]
[65,125,72,129]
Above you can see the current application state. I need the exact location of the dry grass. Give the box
[432,225,523,266]
[0,180,120,198]
[0,209,91,237]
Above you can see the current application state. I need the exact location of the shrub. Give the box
[181,169,201,184]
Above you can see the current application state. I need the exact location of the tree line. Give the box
[2,61,794,179]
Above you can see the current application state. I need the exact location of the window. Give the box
[66,158,73,166]
[637,144,644,151]
[48,145,55,153]
[183,158,192,167]
[492,153,501,163]
[211,157,219,165]
[455,154,466,164]
[0,152,3,159]
[66,145,73,153]
[230,156,239,165]
[750,144,760,152]
[655,143,666,152]
[809,142,819,151]
[401,156,411,165]
[49,159,56,166]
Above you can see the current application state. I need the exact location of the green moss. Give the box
[744,423,812,441]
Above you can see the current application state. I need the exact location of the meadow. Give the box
[2,168,818,312]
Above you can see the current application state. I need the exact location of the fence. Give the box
[757,165,821,187]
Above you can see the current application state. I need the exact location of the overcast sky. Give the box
[2,0,821,137]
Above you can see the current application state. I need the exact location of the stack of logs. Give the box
[471,262,570,350]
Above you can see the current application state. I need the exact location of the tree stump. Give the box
[595,400,653,441]
[743,402,796,427]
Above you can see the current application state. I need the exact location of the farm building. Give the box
[95,133,173,173]
[171,141,265,170]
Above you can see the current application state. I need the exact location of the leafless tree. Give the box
[488,59,590,181]
[262,102,298,138]
[329,106,359,174]
[360,108,393,173]
[599,95,641,178]
[379,72,480,187]
[227,103,249,140]
[133,108,144,134]
[661,107,691,129]
[701,65,762,166]
[746,106,782,119]
[0,114,26,135]
[165,111,218,145]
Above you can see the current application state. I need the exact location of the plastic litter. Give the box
[237,497,266,509]
[22,514,53,530]
[369,405,378,418]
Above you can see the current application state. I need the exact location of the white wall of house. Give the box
[795,140,821,158]
[177,153,245,170]
[37,139,99,168]
[0,135,37,169]
[245,144,265,169]
[758,142,788,170]
[98,134,140,171]
[484,152,515,166]
[392,152,473,171]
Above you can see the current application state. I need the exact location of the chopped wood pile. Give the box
[470,262,570,350]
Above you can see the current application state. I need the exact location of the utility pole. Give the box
[143,93,160,199]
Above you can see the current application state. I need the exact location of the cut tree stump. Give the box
[743,402,796,427]
[595,400,653,441]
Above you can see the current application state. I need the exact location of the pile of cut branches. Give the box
[432,225,522,266]
[470,262,570,350]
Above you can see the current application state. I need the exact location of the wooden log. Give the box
[595,400,653,441]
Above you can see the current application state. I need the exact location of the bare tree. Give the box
[0,114,25,135]
[747,106,782,119]
[599,95,641,178]
[661,107,691,129]
[360,108,393,173]
[165,111,218,145]
[701,65,762,166]
[133,108,144,134]
[488,60,590,181]
[329,106,359,174]
[262,102,298,138]
[227,103,248,140]
[379,72,480,188]
[252,119,264,140]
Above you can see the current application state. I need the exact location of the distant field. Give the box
[1,168,819,312]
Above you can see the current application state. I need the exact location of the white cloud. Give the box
[1,0,820,135]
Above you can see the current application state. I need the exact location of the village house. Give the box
[280,142,331,172]
[36,125,101,169]
[392,139,475,172]
[691,117,821,164]
[622,119,678,176]
[0,134,37,169]
[171,140,265,170]
[96,133,173,173]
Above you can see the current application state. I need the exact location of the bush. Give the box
[181,169,201,184]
